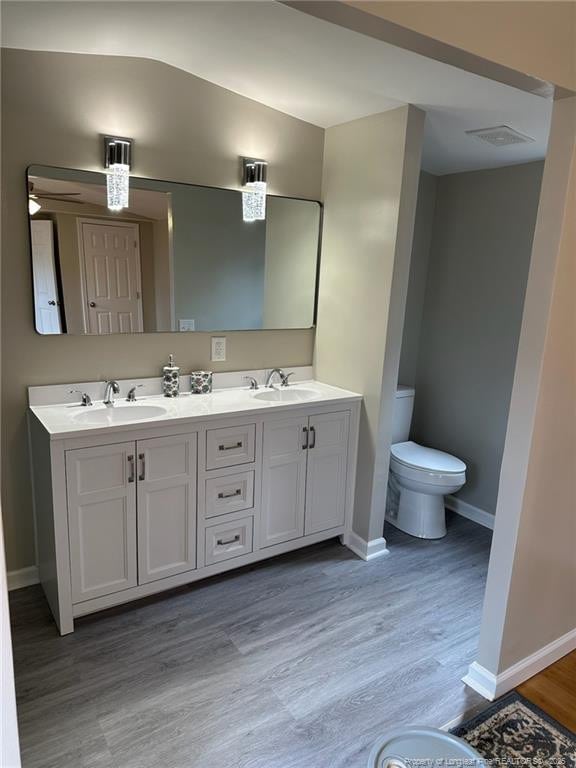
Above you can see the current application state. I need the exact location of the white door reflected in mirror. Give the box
[31,219,62,334]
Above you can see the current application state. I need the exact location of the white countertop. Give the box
[29,380,362,440]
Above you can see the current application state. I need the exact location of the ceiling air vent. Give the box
[465,125,535,146]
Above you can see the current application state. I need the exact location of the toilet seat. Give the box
[391,441,466,474]
[390,441,466,488]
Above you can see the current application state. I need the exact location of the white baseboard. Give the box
[7,565,39,591]
[445,495,494,530]
[462,662,499,700]
[345,531,389,561]
[463,626,576,700]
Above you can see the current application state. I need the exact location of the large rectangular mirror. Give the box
[27,165,321,335]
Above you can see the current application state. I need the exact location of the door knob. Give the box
[48,300,56,306]
[89,301,96,308]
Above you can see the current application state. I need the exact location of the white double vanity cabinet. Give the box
[28,377,361,634]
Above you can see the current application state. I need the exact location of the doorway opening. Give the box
[381,108,549,700]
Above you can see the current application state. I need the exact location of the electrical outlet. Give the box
[179,319,195,332]
[211,336,226,362]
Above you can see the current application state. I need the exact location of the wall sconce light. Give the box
[104,136,133,211]
[241,158,267,222]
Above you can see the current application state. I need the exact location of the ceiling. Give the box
[29,176,170,220]
[2,1,552,174]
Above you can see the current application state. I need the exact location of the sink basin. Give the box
[73,405,167,425]
[253,388,319,403]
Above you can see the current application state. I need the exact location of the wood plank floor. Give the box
[9,513,492,768]
[518,650,576,732]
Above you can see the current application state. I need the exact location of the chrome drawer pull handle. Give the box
[218,489,242,499]
[127,455,135,483]
[218,441,242,451]
[217,534,241,546]
[138,453,145,481]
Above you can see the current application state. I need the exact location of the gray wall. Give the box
[406,162,544,516]
[398,172,437,386]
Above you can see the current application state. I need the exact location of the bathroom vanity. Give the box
[28,374,361,634]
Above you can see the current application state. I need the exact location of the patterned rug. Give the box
[452,692,575,766]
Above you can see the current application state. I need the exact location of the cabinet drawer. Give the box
[205,516,253,565]
[205,471,255,519]
[206,424,256,470]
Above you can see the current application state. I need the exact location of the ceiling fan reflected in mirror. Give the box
[28,181,83,215]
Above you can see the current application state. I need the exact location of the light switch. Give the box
[211,336,226,362]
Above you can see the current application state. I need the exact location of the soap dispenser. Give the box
[162,354,180,397]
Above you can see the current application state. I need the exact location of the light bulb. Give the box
[106,163,130,211]
[242,181,266,222]
[29,198,41,215]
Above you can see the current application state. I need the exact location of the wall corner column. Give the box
[314,104,425,549]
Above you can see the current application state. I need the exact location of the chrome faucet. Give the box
[126,384,144,402]
[265,368,294,388]
[69,389,92,407]
[103,380,120,406]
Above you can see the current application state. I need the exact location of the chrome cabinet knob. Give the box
[89,301,96,307]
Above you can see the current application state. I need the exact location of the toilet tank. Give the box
[392,385,415,444]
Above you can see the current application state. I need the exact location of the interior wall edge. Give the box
[342,1,576,93]
[370,105,425,543]
[315,105,417,543]
[475,95,576,676]
[464,625,576,701]
[287,1,562,96]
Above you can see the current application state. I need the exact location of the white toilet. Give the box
[386,386,466,539]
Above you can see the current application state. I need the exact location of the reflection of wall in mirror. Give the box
[264,197,319,329]
[171,188,320,332]
[153,216,173,332]
[171,186,266,332]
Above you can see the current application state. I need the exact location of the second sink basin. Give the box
[74,404,168,425]
[253,388,319,403]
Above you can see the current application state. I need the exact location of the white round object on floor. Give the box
[369,726,486,768]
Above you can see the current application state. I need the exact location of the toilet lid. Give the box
[391,441,466,474]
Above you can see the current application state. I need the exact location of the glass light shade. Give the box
[28,198,41,215]
[242,181,267,222]
[107,163,130,211]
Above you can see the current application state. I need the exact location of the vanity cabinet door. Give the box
[136,433,197,583]
[66,442,137,603]
[304,411,349,535]
[261,416,307,548]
